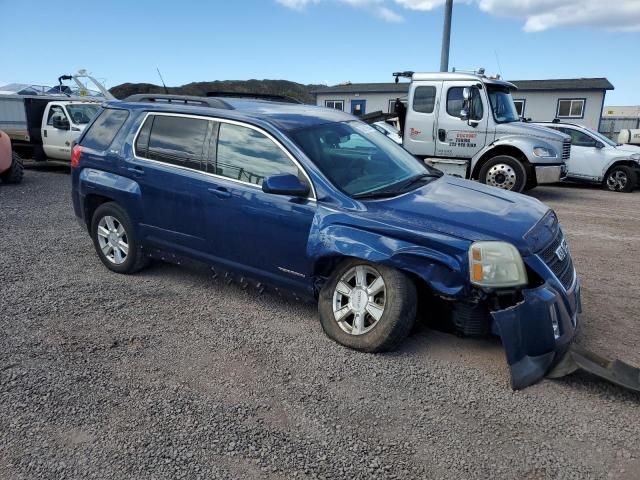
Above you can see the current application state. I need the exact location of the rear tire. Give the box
[603,165,636,193]
[318,259,417,353]
[479,155,527,192]
[90,202,149,274]
[0,152,24,184]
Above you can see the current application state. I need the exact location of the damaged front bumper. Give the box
[491,276,582,389]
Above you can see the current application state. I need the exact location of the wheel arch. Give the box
[471,145,531,180]
[84,194,116,230]
[309,227,468,299]
[603,160,640,180]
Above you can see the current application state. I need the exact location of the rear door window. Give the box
[81,108,130,151]
[215,123,300,186]
[143,115,209,171]
[413,86,436,113]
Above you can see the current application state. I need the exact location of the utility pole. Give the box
[440,0,453,72]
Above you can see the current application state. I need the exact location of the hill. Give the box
[109,79,324,104]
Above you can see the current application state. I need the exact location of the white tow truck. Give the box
[0,70,112,162]
[392,70,571,192]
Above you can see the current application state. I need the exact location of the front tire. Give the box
[90,202,148,274]
[318,259,417,353]
[0,152,24,184]
[479,155,527,192]
[604,165,636,193]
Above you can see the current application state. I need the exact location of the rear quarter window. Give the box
[81,108,129,151]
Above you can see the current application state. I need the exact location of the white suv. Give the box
[536,121,640,193]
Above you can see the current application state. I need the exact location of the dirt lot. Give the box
[1,168,639,480]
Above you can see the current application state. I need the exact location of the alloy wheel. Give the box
[96,215,129,265]
[607,171,628,191]
[332,265,386,335]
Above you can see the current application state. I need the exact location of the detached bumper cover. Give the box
[491,278,581,389]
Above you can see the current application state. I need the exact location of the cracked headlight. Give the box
[469,241,528,288]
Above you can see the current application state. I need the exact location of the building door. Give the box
[351,100,366,116]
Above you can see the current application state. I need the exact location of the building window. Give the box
[513,99,526,118]
[557,98,585,118]
[325,100,344,111]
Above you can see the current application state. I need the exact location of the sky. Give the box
[1,0,639,105]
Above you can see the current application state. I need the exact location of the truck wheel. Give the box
[90,202,149,274]
[0,152,24,184]
[604,165,636,193]
[318,259,416,353]
[479,155,527,192]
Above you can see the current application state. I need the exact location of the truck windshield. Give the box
[487,86,520,123]
[291,120,440,198]
[66,104,100,125]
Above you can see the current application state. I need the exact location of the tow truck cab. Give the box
[395,71,571,192]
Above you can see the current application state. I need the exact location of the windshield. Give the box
[487,86,520,123]
[65,104,100,124]
[290,120,439,198]
[586,128,617,147]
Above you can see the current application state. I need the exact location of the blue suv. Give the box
[71,94,581,389]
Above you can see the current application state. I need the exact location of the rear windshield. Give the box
[81,108,129,151]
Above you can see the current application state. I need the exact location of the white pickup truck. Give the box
[0,70,111,162]
[0,96,101,161]
[393,70,571,192]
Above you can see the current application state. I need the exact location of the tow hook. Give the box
[546,344,640,392]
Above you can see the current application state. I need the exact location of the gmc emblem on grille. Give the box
[555,239,569,261]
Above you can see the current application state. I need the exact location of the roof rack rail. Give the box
[205,91,302,104]
[124,94,233,110]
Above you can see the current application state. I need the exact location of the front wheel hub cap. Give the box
[607,171,628,191]
[332,265,386,336]
[97,215,129,265]
[486,164,516,190]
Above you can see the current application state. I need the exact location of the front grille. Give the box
[537,228,575,290]
[562,138,571,160]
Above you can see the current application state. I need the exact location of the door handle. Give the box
[127,166,145,176]
[438,129,446,142]
[43,130,47,138]
[208,186,231,199]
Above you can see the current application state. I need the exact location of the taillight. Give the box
[71,145,82,168]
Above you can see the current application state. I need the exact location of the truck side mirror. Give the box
[462,87,471,101]
[53,117,70,130]
[460,108,469,121]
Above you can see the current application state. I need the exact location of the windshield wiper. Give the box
[353,173,441,200]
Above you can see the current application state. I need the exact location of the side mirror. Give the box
[460,108,469,121]
[462,87,471,101]
[53,117,70,130]
[262,174,310,197]
[595,141,605,149]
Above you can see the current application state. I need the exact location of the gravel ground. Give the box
[1,168,639,480]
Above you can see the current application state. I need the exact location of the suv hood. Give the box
[499,122,569,145]
[616,144,640,156]
[363,176,549,253]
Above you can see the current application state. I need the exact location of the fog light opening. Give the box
[549,305,561,340]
